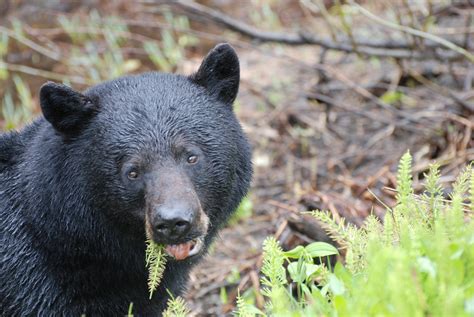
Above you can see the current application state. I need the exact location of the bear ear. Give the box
[39,82,98,135]
[190,43,240,106]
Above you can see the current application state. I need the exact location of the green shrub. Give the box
[236,152,474,316]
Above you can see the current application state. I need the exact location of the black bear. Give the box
[0,43,252,316]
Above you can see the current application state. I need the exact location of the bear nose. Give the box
[153,207,194,240]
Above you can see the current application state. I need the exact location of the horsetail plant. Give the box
[162,295,190,317]
[235,153,474,316]
[145,240,167,299]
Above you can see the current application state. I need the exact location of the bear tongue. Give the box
[165,242,193,260]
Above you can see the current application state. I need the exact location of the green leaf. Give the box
[416,256,436,279]
[220,287,228,304]
[328,274,345,296]
[334,262,351,286]
[380,90,403,104]
[283,245,305,259]
[305,242,339,257]
[287,261,320,283]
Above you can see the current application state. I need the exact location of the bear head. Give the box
[38,43,252,261]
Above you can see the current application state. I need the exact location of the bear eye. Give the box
[187,155,198,164]
[127,170,139,180]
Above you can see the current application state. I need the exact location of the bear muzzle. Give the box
[148,203,209,260]
[144,202,208,260]
[143,166,210,260]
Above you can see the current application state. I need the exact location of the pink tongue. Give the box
[165,242,193,260]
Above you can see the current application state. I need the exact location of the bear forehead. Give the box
[81,74,235,147]
[86,72,208,108]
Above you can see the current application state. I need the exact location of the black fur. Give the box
[190,43,240,105]
[40,82,98,135]
[0,43,252,316]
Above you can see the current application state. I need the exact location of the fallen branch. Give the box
[348,1,474,63]
[147,0,469,61]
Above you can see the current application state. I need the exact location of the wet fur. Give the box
[0,44,252,316]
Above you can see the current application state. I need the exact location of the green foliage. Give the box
[235,291,265,317]
[236,237,338,316]
[249,0,281,29]
[235,155,474,316]
[380,90,404,104]
[127,302,134,317]
[423,162,443,216]
[0,10,200,129]
[145,240,167,299]
[229,196,253,226]
[144,11,197,73]
[380,90,417,107]
[310,210,363,273]
[59,11,139,82]
[260,237,287,313]
[2,75,34,130]
[396,151,413,211]
[143,243,191,315]
[162,295,190,317]
[0,32,8,80]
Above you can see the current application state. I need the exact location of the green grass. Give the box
[236,152,474,316]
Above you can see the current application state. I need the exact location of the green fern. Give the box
[424,163,443,198]
[260,237,288,313]
[344,224,367,273]
[311,210,366,273]
[145,240,167,299]
[423,163,443,221]
[446,166,471,239]
[364,214,382,237]
[382,208,398,246]
[260,237,286,290]
[396,151,413,214]
[450,166,470,209]
[162,296,190,317]
[235,293,252,317]
[309,210,350,248]
[234,291,264,317]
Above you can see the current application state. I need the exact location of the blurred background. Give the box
[1,0,473,315]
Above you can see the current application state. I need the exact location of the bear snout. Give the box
[147,201,210,260]
[152,202,195,241]
[144,166,210,247]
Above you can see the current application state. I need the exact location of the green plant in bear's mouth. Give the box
[144,242,191,314]
[145,240,167,299]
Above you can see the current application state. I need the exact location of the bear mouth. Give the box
[164,237,204,260]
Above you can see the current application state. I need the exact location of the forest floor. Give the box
[1,1,472,316]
